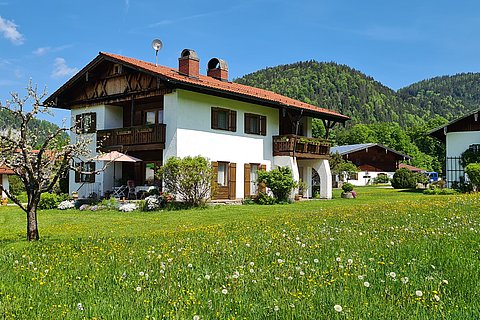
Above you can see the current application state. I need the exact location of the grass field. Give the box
[1,187,479,319]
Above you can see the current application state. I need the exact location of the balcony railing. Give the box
[97,124,166,148]
[273,135,331,158]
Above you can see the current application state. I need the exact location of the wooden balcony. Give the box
[97,124,166,150]
[273,135,331,159]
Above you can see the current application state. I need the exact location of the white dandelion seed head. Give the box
[334,304,343,312]
[389,272,396,278]
[363,281,370,288]
[336,257,341,262]
[139,271,144,276]
[358,275,364,280]
[136,286,142,292]
[314,258,319,263]
[415,290,423,297]
[221,288,228,295]
[442,279,448,285]
[193,315,200,320]
[434,295,440,302]
[347,259,353,264]
[204,274,211,280]
[77,303,84,311]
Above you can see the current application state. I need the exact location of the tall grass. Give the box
[0,187,479,319]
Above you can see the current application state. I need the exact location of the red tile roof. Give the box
[0,165,14,175]
[99,52,349,122]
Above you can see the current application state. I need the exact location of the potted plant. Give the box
[341,182,356,198]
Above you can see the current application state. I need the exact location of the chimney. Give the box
[178,49,200,78]
[207,58,228,81]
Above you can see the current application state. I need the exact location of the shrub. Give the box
[451,177,473,193]
[257,166,296,202]
[7,175,25,196]
[159,156,213,207]
[372,174,390,184]
[141,195,162,211]
[391,168,416,189]
[465,163,480,191]
[342,182,354,193]
[254,192,277,205]
[38,193,59,210]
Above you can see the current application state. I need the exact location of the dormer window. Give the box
[112,64,122,75]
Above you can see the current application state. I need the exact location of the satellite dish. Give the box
[152,39,163,51]
[151,39,163,66]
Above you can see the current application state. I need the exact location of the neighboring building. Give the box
[330,143,412,186]
[45,50,349,200]
[0,165,13,199]
[429,108,480,187]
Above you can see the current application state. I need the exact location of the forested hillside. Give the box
[236,62,479,126]
[398,73,480,120]
[0,109,69,147]
[235,62,480,172]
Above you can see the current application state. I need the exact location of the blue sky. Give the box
[1,0,480,125]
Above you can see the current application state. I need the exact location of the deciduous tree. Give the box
[0,81,92,241]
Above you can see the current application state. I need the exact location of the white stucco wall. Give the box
[446,132,480,157]
[345,171,394,186]
[70,104,123,197]
[164,90,279,199]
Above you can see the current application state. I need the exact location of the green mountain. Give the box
[235,61,422,126]
[398,73,480,120]
[0,109,69,147]
[235,61,480,127]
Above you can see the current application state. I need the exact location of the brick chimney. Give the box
[207,58,228,81]
[178,49,200,78]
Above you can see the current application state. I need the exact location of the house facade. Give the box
[330,143,411,186]
[45,50,349,200]
[429,109,480,187]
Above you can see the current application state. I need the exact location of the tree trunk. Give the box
[27,204,39,241]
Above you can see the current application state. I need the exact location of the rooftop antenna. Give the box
[151,39,163,66]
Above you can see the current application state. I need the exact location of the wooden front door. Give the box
[212,161,236,200]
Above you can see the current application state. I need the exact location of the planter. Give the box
[1,198,8,206]
[341,192,355,199]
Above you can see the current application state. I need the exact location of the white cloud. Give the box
[33,44,73,56]
[0,16,24,44]
[51,57,78,79]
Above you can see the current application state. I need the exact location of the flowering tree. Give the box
[0,81,92,241]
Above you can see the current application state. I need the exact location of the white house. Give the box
[429,108,480,187]
[45,49,349,200]
[0,165,12,199]
[330,143,412,186]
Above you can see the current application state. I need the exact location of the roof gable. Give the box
[429,108,480,142]
[45,52,349,123]
[330,143,411,160]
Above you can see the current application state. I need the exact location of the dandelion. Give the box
[389,272,396,278]
[277,259,284,264]
[274,305,279,311]
[275,252,281,256]
[249,261,255,266]
[204,274,211,280]
[193,315,200,320]
[334,304,343,312]
[415,290,423,297]
[442,279,448,285]
[358,275,364,280]
[336,257,341,262]
[77,303,84,311]
[139,271,144,276]
[401,277,409,284]
[221,288,228,295]
[187,263,193,268]
[363,281,370,288]
[246,243,250,247]
[434,295,440,302]
[313,258,319,263]
[136,286,142,292]
[347,259,353,265]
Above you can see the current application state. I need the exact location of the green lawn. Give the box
[1,187,479,319]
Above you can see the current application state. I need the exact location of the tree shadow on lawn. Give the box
[397,188,425,194]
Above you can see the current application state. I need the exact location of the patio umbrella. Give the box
[94,151,142,188]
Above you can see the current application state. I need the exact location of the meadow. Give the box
[1,187,479,319]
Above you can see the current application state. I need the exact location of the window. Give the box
[144,109,163,125]
[211,107,236,131]
[144,162,161,186]
[75,112,97,134]
[217,162,228,186]
[75,162,96,183]
[244,113,266,135]
[249,164,259,195]
[348,172,359,180]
